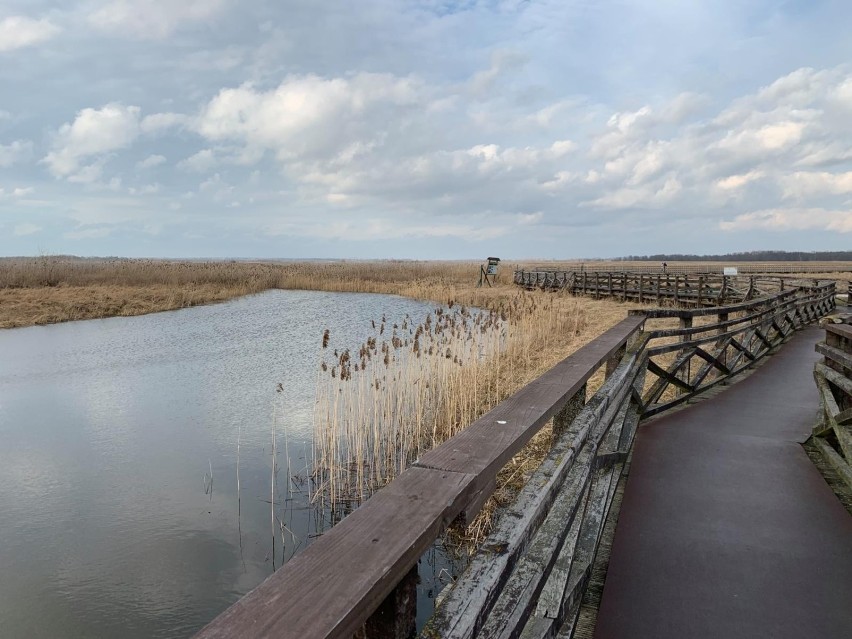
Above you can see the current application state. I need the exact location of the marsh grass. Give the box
[0,257,514,328]
[309,290,646,548]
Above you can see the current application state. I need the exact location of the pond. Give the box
[0,290,459,638]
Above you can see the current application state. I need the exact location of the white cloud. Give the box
[716,170,765,191]
[13,187,34,197]
[128,183,161,195]
[43,103,141,178]
[13,223,42,236]
[0,140,33,167]
[140,113,188,134]
[267,216,509,242]
[88,0,229,39]
[136,154,167,169]
[195,73,423,162]
[0,16,60,52]
[720,208,852,233]
[178,149,217,173]
[781,171,852,199]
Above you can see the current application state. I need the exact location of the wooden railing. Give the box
[194,282,836,639]
[196,317,645,639]
[513,270,809,307]
[812,323,852,491]
[635,282,836,417]
[522,263,852,275]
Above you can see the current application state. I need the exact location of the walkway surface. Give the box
[594,327,852,639]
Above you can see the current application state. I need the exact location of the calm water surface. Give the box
[0,290,453,638]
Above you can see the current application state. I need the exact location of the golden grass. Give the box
[308,286,655,548]
[0,257,519,328]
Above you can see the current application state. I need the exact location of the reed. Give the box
[308,290,638,547]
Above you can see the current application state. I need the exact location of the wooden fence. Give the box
[812,323,852,491]
[194,282,836,639]
[522,262,852,275]
[634,282,836,417]
[514,270,819,307]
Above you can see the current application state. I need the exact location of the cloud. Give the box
[720,208,852,233]
[195,73,424,162]
[0,16,60,52]
[141,113,188,134]
[43,103,141,178]
[0,140,33,167]
[13,223,42,236]
[136,154,167,169]
[781,171,852,199]
[87,0,229,39]
[716,170,765,191]
[178,149,216,173]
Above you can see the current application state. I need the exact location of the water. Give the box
[0,290,458,638]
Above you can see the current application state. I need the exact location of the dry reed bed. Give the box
[0,257,516,328]
[309,289,653,547]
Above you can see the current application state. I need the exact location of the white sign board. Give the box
[723,267,738,276]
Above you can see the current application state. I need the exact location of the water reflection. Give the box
[0,290,460,638]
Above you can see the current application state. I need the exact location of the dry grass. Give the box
[0,257,518,328]
[308,286,652,548]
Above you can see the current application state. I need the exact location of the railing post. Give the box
[678,316,693,393]
[638,274,644,303]
[606,344,627,379]
[552,384,586,441]
[717,312,729,371]
[360,566,418,639]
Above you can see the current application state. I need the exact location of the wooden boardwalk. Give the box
[594,327,852,639]
[194,279,843,639]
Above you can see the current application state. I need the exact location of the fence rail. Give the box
[521,262,852,275]
[635,282,836,417]
[812,323,852,491]
[513,270,828,307]
[195,282,837,639]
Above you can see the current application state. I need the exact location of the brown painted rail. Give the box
[811,323,852,490]
[195,280,837,639]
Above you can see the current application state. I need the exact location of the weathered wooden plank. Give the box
[532,399,630,626]
[425,356,642,639]
[811,436,852,491]
[816,342,852,373]
[414,317,645,492]
[815,362,852,400]
[195,466,477,639]
[475,373,636,639]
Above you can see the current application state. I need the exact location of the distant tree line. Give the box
[614,251,852,262]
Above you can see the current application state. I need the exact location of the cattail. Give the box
[322,329,330,348]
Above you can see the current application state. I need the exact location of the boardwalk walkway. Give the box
[594,327,852,639]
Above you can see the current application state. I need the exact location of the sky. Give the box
[1,0,852,259]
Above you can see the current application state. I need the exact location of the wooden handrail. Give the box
[195,316,646,639]
[637,283,836,416]
[811,323,852,491]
